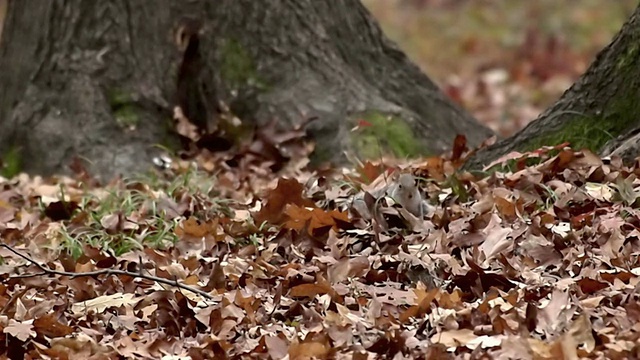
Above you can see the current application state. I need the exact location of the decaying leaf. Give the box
[71,293,141,314]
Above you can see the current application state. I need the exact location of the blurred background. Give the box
[363,0,637,137]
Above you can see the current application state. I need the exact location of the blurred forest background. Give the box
[363,0,637,137]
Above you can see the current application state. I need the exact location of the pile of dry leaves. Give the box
[1,137,640,359]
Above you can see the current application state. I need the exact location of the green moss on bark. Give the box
[220,39,267,91]
[107,89,139,129]
[522,115,614,151]
[1,146,22,178]
[523,97,639,152]
[616,42,639,71]
[350,111,424,159]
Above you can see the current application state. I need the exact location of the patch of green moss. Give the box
[107,89,139,128]
[114,105,139,128]
[1,146,21,178]
[351,111,424,159]
[523,117,612,152]
[159,120,181,151]
[523,97,639,152]
[107,88,130,107]
[220,39,267,91]
[616,42,639,71]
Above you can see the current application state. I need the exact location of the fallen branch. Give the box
[0,244,214,300]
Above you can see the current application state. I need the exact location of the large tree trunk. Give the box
[467,4,640,169]
[0,0,493,180]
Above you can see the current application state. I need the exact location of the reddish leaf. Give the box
[253,178,315,225]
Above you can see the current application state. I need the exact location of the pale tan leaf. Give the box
[71,293,140,314]
[3,319,36,341]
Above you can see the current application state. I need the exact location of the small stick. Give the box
[0,244,214,300]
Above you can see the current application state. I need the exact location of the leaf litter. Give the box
[2,136,640,359]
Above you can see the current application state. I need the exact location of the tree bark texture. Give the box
[467,4,640,169]
[0,0,493,180]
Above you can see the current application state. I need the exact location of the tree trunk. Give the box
[467,4,640,169]
[0,0,492,180]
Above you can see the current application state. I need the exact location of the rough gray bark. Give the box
[0,0,492,180]
[0,1,180,179]
[467,4,640,170]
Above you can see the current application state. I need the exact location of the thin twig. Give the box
[0,244,214,300]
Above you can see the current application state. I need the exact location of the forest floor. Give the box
[2,2,640,359]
